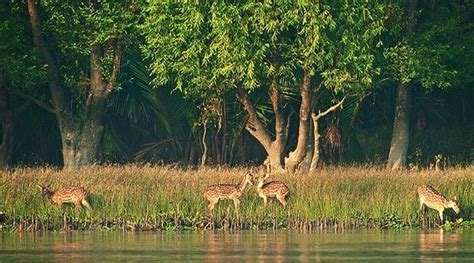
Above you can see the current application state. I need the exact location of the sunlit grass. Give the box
[0,165,472,231]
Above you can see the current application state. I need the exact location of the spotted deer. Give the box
[203,172,254,214]
[418,184,459,223]
[37,185,93,211]
[256,174,290,208]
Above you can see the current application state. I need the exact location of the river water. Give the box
[1,229,473,262]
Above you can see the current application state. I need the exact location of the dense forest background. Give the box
[0,0,473,170]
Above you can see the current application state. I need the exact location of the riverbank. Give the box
[0,165,472,231]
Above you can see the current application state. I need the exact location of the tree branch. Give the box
[27,0,55,72]
[272,77,287,146]
[313,81,324,95]
[7,88,55,114]
[375,77,390,85]
[236,88,273,149]
[269,50,288,152]
[106,40,125,94]
[284,69,312,171]
[15,100,33,114]
[27,0,68,116]
[312,96,346,121]
[285,111,293,140]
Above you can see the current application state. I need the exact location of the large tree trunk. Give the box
[60,44,118,169]
[387,83,411,170]
[61,120,105,168]
[235,51,290,171]
[27,0,123,169]
[234,52,289,171]
[236,88,286,171]
[387,0,417,170]
[285,70,312,173]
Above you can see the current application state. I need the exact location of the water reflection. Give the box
[53,234,90,262]
[0,230,472,261]
[418,229,461,261]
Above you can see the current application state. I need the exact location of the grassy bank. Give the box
[0,165,472,231]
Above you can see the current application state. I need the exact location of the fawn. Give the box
[256,174,290,208]
[203,172,254,214]
[418,184,459,223]
[37,185,93,211]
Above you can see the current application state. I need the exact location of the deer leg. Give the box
[81,199,93,211]
[261,196,268,207]
[419,201,425,213]
[208,199,218,213]
[233,198,240,212]
[419,202,426,225]
[439,210,444,224]
[277,194,288,208]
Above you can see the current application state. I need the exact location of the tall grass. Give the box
[0,165,472,231]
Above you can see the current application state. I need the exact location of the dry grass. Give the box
[0,165,472,231]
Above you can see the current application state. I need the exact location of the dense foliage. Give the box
[0,0,472,168]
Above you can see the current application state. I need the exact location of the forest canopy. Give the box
[0,0,473,170]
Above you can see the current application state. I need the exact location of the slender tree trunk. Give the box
[387,83,411,170]
[387,0,417,170]
[213,129,221,164]
[239,135,245,163]
[308,97,346,172]
[285,70,312,172]
[0,87,11,167]
[201,121,208,167]
[185,132,192,164]
[342,96,366,162]
[299,120,314,172]
[189,145,196,165]
[220,99,228,164]
[0,112,15,168]
[309,117,321,172]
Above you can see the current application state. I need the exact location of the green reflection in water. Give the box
[1,229,473,262]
